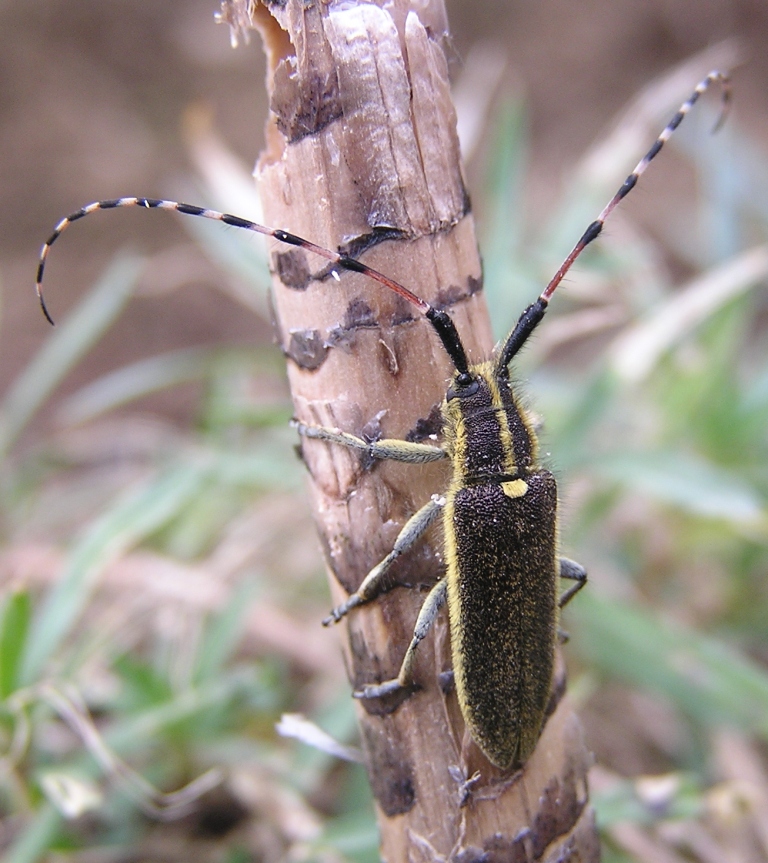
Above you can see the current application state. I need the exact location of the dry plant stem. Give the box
[246,0,599,858]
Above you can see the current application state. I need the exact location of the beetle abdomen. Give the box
[445,471,558,768]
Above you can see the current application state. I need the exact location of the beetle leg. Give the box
[354,578,448,699]
[323,495,446,625]
[292,419,446,464]
[558,557,587,608]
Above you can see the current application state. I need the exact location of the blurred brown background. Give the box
[1,0,766,434]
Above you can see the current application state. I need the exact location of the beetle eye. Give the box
[447,375,480,401]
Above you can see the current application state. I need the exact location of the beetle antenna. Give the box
[497,69,730,371]
[36,197,471,377]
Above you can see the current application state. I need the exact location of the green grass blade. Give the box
[105,666,274,754]
[592,772,704,827]
[609,246,768,384]
[1,802,62,863]
[480,97,533,336]
[0,253,145,455]
[194,578,258,683]
[56,346,257,426]
[20,460,212,685]
[180,208,271,315]
[0,589,31,698]
[575,591,768,735]
[594,450,766,526]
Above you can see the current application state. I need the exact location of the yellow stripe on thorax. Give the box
[482,363,517,476]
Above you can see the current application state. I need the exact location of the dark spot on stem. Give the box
[359,721,416,816]
[286,328,328,370]
[275,249,312,290]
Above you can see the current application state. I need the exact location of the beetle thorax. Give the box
[442,363,538,486]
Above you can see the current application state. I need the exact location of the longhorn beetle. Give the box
[36,72,729,769]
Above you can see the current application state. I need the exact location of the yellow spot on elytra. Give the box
[502,479,528,499]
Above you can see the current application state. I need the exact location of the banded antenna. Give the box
[36,72,729,382]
